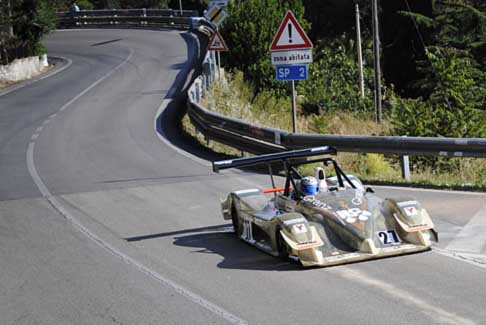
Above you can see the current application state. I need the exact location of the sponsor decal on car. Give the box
[293,223,307,234]
[403,206,418,217]
[302,195,333,210]
[296,240,321,250]
[336,208,371,223]
[284,217,307,225]
[397,200,418,207]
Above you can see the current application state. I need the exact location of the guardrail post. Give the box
[400,155,411,181]
[195,79,201,103]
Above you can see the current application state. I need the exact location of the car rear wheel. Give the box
[231,206,239,235]
[276,230,289,259]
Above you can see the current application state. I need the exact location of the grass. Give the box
[184,71,486,191]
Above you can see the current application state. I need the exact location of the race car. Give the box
[212,146,438,267]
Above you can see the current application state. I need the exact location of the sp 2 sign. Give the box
[276,65,308,81]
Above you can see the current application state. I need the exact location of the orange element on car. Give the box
[262,187,292,194]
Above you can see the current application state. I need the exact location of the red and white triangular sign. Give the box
[270,10,313,51]
[208,30,228,51]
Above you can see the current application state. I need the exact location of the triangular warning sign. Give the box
[208,30,228,51]
[270,10,313,51]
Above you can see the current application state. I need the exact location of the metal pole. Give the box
[400,155,411,181]
[372,0,382,123]
[179,0,183,15]
[217,50,221,81]
[291,80,297,133]
[355,2,365,99]
[210,50,216,82]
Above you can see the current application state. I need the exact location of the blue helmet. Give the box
[300,176,319,195]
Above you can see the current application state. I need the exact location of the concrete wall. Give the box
[0,54,48,82]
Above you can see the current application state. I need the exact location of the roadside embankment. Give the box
[0,54,49,88]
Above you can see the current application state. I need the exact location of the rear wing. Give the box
[212,146,336,172]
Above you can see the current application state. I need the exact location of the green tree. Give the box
[392,47,486,139]
[222,0,308,92]
[297,35,375,114]
[12,0,56,55]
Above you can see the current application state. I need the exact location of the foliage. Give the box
[392,47,486,138]
[77,0,95,10]
[297,35,375,114]
[10,0,57,56]
[222,0,308,92]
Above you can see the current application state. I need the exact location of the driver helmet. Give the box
[299,176,319,195]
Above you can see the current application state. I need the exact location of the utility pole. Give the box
[372,0,382,123]
[179,0,183,15]
[355,1,365,99]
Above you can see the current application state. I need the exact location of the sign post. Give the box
[270,10,313,133]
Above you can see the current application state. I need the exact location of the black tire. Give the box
[231,206,239,235]
[276,230,289,259]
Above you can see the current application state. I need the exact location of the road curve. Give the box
[0,29,485,325]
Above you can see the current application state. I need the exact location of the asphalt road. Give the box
[0,29,485,325]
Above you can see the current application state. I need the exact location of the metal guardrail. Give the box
[187,99,486,158]
[57,9,199,29]
[187,67,486,162]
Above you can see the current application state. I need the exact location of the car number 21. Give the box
[377,230,401,245]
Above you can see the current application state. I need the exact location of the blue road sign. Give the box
[276,64,308,81]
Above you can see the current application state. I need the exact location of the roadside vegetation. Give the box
[185,0,486,189]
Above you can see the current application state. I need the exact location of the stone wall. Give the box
[0,54,48,82]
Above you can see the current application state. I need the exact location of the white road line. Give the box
[31,134,39,140]
[55,49,134,115]
[27,48,247,325]
[431,204,486,268]
[154,99,211,167]
[333,267,475,325]
[36,126,44,133]
[375,185,486,196]
[433,247,486,269]
[446,204,486,254]
[42,119,50,125]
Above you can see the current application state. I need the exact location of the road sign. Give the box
[276,65,308,81]
[209,0,228,7]
[208,30,228,51]
[204,4,227,27]
[270,11,313,52]
[271,49,312,65]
